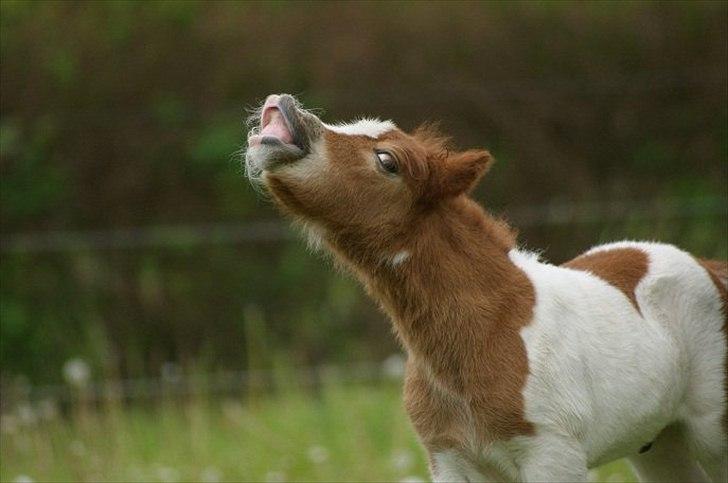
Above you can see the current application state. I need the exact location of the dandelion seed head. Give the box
[200,467,222,483]
[221,399,245,424]
[161,362,182,384]
[63,358,91,387]
[265,470,286,482]
[399,476,425,483]
[307,445,329,464]
[69,440,87,457]
[157,466,180,483]
[16,404,37,426]
[382,353,406,379]
[1,414,18,434]
[391,449,414,471]
[37,399,58,421]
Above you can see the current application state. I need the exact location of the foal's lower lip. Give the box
[247,134,299,149]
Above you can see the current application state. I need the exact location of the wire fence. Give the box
[1,196,725,409]
[1,357,407,410]
[2,197,726,254]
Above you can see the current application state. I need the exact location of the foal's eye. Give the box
[375,150,398,174]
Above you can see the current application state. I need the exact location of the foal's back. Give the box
[528,240,728,480]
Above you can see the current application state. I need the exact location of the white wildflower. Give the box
[128,466,146,480]
[221,398,245,424]
[307,444,329,464]
[63,358,91,387]
[200,466,222,483]
[382,353,406,379]
[37,399,58,421]
[13,476,34,483]
[265,471,287,482]
[69,439,87,457]
[161,362,182,384]
[391,449,414,471]
[16,404,37,426]
[157,466,179,482]
[1,414,18,434]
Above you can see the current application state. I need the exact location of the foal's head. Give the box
[245,94,493,236]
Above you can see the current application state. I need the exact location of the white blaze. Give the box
[324,118,397,138]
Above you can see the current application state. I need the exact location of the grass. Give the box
[1,379,637,482]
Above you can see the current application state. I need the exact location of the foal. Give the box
[245,94,727,482]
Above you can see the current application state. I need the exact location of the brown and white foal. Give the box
[245,94,727,482]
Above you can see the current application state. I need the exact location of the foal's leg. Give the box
[517,432,588,483]
[627,424,707,483]
[684,414,728,483]
[430,449,489,482]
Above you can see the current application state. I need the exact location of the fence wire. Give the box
[1,358,406,409]
[2,197,726,254]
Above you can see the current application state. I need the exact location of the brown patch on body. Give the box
[563,248,649,313]
[696,258,728,432]
[253,96,728,474]
[262,118,537,469]
[384,197,536,466]
[698,259,728,294]
[320,131,536,454]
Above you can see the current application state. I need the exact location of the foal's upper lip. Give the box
[249,95,304,150]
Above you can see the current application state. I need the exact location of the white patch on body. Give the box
[389,250,410,267]
[324,118,396,138]
[507,241,726,476]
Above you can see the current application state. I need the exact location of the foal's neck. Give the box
[328,197,530,391]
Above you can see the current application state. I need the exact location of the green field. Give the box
[1,380,637,482]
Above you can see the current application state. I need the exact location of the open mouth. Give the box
[247,95,307,155]
[249,106,295,147]
[245,94,320,174]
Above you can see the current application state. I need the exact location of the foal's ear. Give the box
[435,149,493,198]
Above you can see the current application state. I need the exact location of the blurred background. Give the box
[1,1,726,481]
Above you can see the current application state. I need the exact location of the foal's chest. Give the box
[403,361,529,472]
